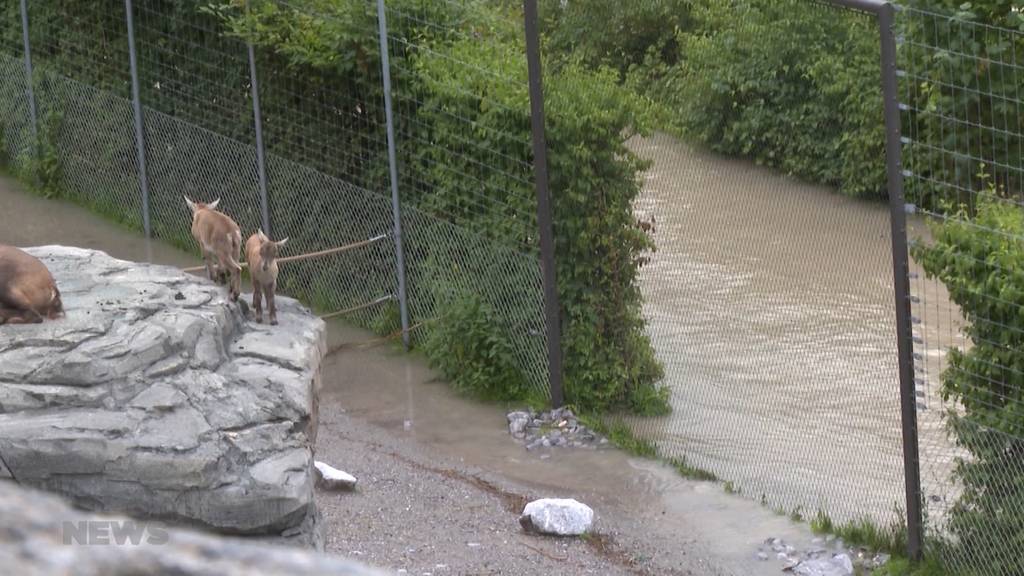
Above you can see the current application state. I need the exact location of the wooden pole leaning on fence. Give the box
[180,233,388,274]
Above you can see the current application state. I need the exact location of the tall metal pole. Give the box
[877,1,924,562]
[124,0,152,238]
[523,0,564,408]
[18,0,37,142]
[248,42,271,237]
[375,0,411,349]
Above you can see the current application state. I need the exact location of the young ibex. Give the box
[245,230,288,325]
[184,196,242,302]
[0,245,64,325]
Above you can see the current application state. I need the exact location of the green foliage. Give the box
[370,299,402,336]
[540,0,692,81]
[668,456,717,482]
[579,415,658,458]
[810,510,909,556]
[913,183,1024,575]
[421,291,531,402]
[632,0,885,198]
[11,111,63,199]
[900,1,1024,212]
[872,557,949,576]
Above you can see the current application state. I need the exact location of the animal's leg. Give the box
[204,253,217,283]
[0,305,42,324]
[0,288,44,324]
[252,283,263,323]
[267,284,278,326]
[229,269,240,302]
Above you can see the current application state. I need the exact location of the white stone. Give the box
[315,461,358,491]
[519,498,594,536]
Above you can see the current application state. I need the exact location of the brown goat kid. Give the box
[0,245,64,325]
[184,196,243,302]
[245,230,288,325]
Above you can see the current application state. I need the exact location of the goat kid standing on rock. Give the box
[0,245,64,325]
[245,230,288,325]
[184,196,242,302]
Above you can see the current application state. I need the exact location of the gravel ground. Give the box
[314,410,643,576]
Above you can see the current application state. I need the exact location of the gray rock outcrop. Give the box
[0,246,326,546]
[0,480,384,576]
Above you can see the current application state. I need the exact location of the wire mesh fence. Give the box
[900,4,1024,574]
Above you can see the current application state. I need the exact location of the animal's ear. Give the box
[257,228,267,241]
[184,196,196,213]
[276,237,289,247]
[208,198,221,210]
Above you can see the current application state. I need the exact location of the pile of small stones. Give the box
[758,537,890,575]
[506,408,609,451]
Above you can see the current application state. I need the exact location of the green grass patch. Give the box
[667,456,717,482]
[871,557,948,576]
[810,510,907,555]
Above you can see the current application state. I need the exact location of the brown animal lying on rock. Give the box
[0,245,64,325]
[245,230,288,325]
[184,196,242,302]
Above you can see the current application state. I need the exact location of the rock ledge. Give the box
[0,246,326,546]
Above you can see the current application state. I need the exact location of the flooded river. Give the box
[628,132,962,525]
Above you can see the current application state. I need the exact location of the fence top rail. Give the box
[822,0,891,14]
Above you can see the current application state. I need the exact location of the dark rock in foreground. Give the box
[0,246,326,546]
[0,481,383,576]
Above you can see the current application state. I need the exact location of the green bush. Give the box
[900,1,1024,213]
[913,183,1024,575]
[540,0,693,81]
[421,291,531,402]
[630,0,885,198]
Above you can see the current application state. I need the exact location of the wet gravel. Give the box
[314,410,639,576]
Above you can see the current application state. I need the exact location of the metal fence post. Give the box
[124,0,152,238]
[826,0,925,561]
[523,0,564,408]
[878,2,925,562]
[247,42,271,237]
[375,0,411,349]
[18,0,37,142]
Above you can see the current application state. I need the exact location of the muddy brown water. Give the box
[628,133,963,526]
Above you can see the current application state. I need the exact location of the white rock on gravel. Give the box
[518,498,593,536]
[315,461,358,491]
